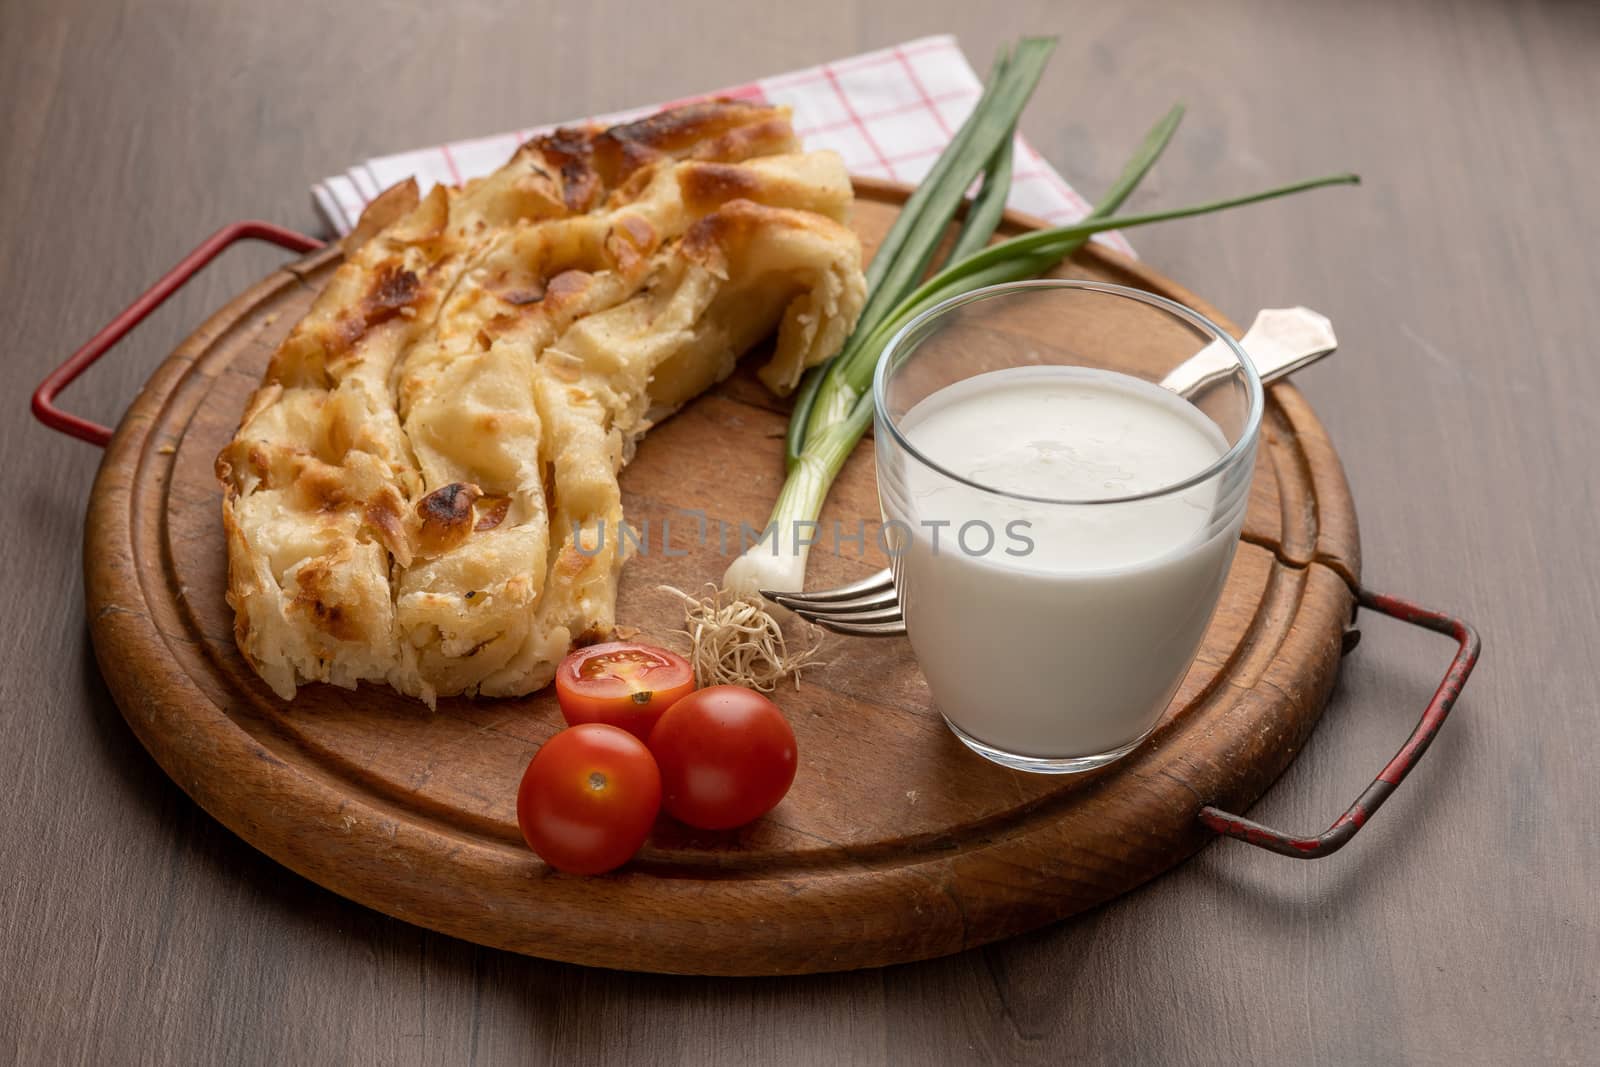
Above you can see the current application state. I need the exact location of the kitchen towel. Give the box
[311,35,1131,256]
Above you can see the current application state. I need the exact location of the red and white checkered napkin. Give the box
[311,35,1132,256]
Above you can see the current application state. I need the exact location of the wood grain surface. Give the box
[2,0,1595,1061]
[81,184,1356,974]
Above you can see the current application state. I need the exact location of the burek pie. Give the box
[215,101,866,705]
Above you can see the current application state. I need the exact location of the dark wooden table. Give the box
[4,1,1595,1062]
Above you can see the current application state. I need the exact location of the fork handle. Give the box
[1161,306,1337,397]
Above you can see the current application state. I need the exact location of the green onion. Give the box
[814,103,1188,426]
[782,48,1027,468]
[796,38,1057,454]
[834,169,1360,414]
[949,134,1016,267]
[781,129,1016,468]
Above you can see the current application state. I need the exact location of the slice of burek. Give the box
[216,101,866,704]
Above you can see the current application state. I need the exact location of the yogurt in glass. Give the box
[872,281,1260,773]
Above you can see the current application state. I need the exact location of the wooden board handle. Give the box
[1200,587,1481,858]
[31,221,324,447]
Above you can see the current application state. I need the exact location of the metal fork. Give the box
[762,307,1337,636]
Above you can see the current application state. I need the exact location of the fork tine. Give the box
[791,605,904,626]
[765,586,899,614]
[808,616,907,637]
[761,567,893,604]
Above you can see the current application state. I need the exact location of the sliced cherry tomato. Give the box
[516,723,661,875]
[554,642,697,740]
[647,686,797,830]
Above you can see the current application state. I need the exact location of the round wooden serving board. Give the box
[84,179,1362,975]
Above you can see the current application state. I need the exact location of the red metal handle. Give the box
[1200,587,1481,858]
[31,221,324,447]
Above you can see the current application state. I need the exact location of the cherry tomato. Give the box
[516,724,661,875]
[647,686,797,830]
[554,642,697,740]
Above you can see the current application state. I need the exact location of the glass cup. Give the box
[872,280,1262,773]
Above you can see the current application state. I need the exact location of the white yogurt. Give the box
[879,365,1250,764]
